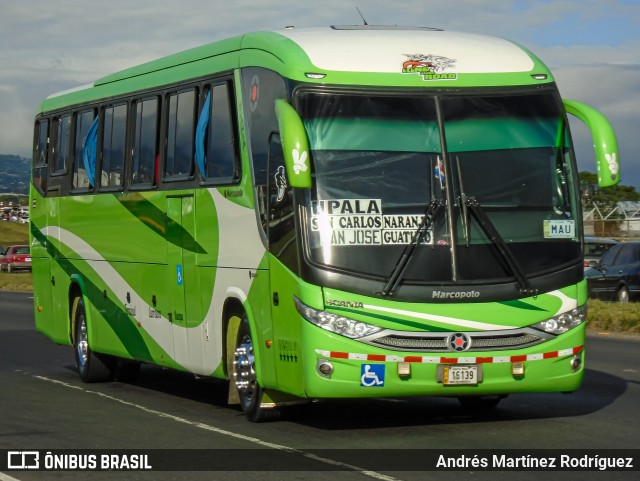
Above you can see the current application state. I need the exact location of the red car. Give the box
[0,245,31,273]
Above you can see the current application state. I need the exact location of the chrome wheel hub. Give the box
[233,334,256,400]
[76,316,88,367]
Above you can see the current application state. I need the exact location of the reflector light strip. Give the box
[315,346,583,364]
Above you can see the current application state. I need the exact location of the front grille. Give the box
[373,336,447,350]
[365,328,549,352]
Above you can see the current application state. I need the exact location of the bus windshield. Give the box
[298,88,582,285]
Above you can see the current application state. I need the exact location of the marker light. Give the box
[531,74,548,80]
[531,305,586,335]
[398,362,411,378]
[512,362,525,377]
[305,73,326,79]
[570,355,582,372]
[317,360,334,378]
[294,297,382,339]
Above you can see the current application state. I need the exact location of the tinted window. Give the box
[53,114,71,173]
[35,120,49,165]
[267,134,298,272]
[614,244,639,265]
[600,244,621,266]
[166,89,195,177]
[33,119,49,194]
[101,104,127,188]
[241,68,288,239]
[73,110,95,190]
[132,97,159,186]
[206,82,237,182]
[585,241,616,257]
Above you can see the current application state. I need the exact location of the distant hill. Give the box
[0,155,30,195]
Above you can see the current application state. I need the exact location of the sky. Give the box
[1,0,639,187]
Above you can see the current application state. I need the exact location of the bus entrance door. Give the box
[166,194,196,369]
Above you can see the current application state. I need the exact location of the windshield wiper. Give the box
[463,196,537,297]
[454,158,536,297]
[379,200,443,297]
[455,156,470,246]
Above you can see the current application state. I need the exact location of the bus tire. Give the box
[232,316,280,422]
[72,296,114,383]
[617,286,629,303]
[458,395,505,411]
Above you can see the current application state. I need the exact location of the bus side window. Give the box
[131,97,159,188]
[52,114,71,175]
[165,89,196,179]
[72,109,95,191]
[101,103,127,190]
[46,113,72,197]
[206,82,239,183]
[33,119,49,195]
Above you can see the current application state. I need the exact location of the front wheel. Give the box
[73,296,114,382]
[232,316,280,422]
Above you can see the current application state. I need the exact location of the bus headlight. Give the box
[294,297,382,339]
[531,305,586,335]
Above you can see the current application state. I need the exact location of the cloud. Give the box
[553,63,640,186]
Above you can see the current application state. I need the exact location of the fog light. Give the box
[317,360,334,378]
[397,362,411,378]
[570,355,582,372]
[512,362,525,377]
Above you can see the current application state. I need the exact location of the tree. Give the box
[579,171,640,209]
[579,171,640,237]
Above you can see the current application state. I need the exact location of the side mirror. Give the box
[588,260,598,269]
[274,99,312,189]
[563,99,619,188]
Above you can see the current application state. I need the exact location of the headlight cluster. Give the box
[532,305,587,335]
[294,297,382,339]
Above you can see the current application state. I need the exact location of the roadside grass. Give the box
[587,299,640,334]
[0,221,32,291]
[0,221,29,246]
[0,271,33,291]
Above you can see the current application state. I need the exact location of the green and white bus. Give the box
[31,25,619,421]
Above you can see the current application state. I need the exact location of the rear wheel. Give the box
[232,316,280,422]
[617,286,629,303]
[73,296,114,382]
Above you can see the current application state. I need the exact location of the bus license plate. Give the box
[443,365,478,385]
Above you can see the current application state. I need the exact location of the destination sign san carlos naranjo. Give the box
[310,198,430,246]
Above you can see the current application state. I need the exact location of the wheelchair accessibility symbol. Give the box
[360,364,385,387]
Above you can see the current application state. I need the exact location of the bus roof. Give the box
[276,26,537,74]
[40,26,553,113]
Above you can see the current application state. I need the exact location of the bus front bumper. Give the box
[301,323,585,399]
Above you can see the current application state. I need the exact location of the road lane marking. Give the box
[33,375,398,480]
[0,473,22,481]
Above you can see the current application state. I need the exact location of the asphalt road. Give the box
[0,291,638,481]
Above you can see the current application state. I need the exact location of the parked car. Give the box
[583,236,619,269]
[0,245,31,273]
[585,241,640,302]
